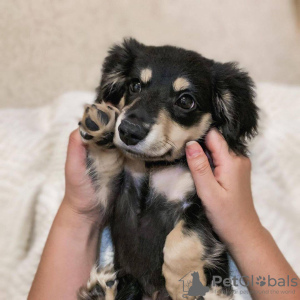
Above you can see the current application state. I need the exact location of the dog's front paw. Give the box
[79,103,119,148]
[78,264,118,300]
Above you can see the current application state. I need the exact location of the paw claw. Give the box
[79,127,93,140]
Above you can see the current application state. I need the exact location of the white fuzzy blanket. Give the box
[0,84,299,299]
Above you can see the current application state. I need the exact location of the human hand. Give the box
[28,129,100,300]
[185,129,263,248]
[63,129,99,224]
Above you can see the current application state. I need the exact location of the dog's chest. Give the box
[149,165,195,203]
[124,160,196,203]
[112,161,197,292]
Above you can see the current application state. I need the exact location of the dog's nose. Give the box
[118,119,149,146]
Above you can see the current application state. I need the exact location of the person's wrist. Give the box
[225,218,266,254]
[59,197,101,230]
[50,198,100,260]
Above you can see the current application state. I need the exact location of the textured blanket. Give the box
[0,84,299,299]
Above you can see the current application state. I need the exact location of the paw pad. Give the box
[78,264,117,300]
[85,116,100,131]
[106,280,115,287]
[97,109,109,125]
[79,103,119,147]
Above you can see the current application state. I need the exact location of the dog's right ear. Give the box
[211,62,258,155]
[95,38,144,106]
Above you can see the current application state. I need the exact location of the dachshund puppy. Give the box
[77,38,258,300]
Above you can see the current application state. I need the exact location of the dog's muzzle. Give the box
[118,119,149,146]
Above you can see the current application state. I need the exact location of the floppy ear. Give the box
[95,38,144,105]
[212,62,258,155]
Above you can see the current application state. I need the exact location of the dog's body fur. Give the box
[77,39,258,300]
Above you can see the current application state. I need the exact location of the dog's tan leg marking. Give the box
[162,221,206,300]
[79,102,124,208]
[88,148,124,208]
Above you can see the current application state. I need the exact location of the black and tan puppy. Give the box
[77,38,258,300]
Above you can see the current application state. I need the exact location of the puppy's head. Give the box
[96,38,258,161]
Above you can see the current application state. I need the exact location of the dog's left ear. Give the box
[212,62,258,155]
[95,38,144,106]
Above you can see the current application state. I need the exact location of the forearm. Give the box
[186,131,300,299]
[28,198,100,300]
[228,224,300,300]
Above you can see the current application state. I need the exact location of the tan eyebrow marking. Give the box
[173,77,190,92]
[140,68,152,84]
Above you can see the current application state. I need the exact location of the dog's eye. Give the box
[129,80,142,93]
[175,95,195,110]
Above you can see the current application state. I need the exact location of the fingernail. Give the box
[186,141,202,157]
[209,127,220,137]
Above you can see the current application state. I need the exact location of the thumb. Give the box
[65,129,87,177]
[186,141,220,200]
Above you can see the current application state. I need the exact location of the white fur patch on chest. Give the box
[150,166,195,202]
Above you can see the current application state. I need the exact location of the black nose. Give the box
[118,119,149,146]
